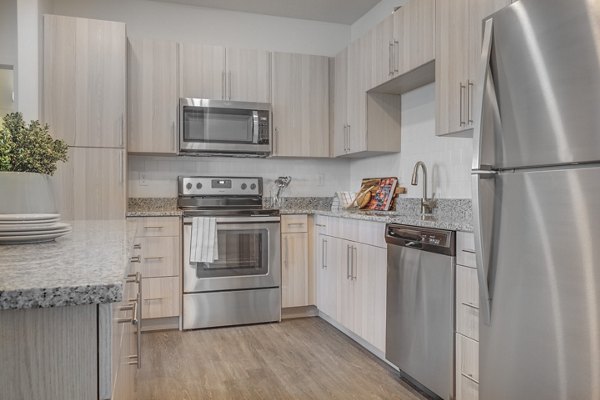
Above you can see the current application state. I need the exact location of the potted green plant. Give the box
[0,112,69,214]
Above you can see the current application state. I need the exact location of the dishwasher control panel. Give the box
[385,224,455,256]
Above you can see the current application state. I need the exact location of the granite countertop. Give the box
[0,220,136,310]
[126,197,473,232]
[282,209,473,232]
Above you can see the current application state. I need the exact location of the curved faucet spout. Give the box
[410,161,436,215]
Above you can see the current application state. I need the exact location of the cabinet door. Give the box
[466,0,510,125]
[370,14,395,88]
[142,276,180,319]
[435,0,470,136]
[128,39,178,154]
[271,52,329,157]
[355,243,387,352]
[332,48,348,157]
[44,15,126,148]
[52,147,125,220]
[346,38,368,154]
[316,235,339,319]
[281,232,309,308]
[226,48,271,103]
[394,0,435,75]
[180,43,225,99]
[338,240,357,332]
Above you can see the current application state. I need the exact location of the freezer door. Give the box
[478,0,600,169]
[480,165,600,400]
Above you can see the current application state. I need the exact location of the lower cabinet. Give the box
[281,215,310,308]
[128,216,181,330]
[315,216,387,353]
[456,231,480,400]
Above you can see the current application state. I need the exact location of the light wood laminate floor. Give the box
[135,317,426,400]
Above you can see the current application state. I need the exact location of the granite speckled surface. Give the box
[0,220,136,310]
[127,198,181,217]
[125,197,472,231]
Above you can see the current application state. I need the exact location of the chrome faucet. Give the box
[411,161,437,215]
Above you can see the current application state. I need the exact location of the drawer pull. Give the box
[129,256,141,263]
[144,297,163,301]
[461,372,479,384]
[287,222,304,226]
[144,226,164,230]
[117,302,136,323]
[461,249,476,254]
[133,243,142,250]
[315,224,326,227]
[462,302,479,310]
[144,256,164,261]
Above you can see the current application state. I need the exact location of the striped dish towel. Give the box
[189,217,219,263]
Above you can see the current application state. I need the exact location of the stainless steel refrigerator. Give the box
[472,0,600,399]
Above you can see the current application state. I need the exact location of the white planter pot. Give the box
[0,172,57,214]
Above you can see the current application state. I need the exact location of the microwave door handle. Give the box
[252,111,260,144]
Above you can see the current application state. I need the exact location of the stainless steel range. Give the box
[179,176,281,330]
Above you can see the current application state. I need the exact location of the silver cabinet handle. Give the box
[462,302,479,310]
[119,151,124,185]
[461,372,478,384]
[388,41,394,76]
[144,256,164,261]
[129,256,141,263]
[172,120,176,152]
[467,80,474,124]
[117,303,135,323]
[283,237,289,267]
[394,40,399,73]
[459,82,466,127]
[222,70,226,100]
[322,238,328,269]
[346,245,351,279]
[228,71,232,100]
[274,127,279,154]
[462,249,476,254]
[352,246,358,280]
[315,224,326,227]
[287,222,304,226]
[120,114,124,147]
[133,243,141,250]
[127,272,142,283]
[144,226,164,230]
[347,125,351,152]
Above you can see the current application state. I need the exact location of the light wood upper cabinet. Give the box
[332,48,348,157]
[180,43,226,100]
[436,0,510,136]
[128,39,179,154]
[180,44,271,103]
[346,36,369,155]
[271,52,329,157]
[43,14,126,148]
[226,48,271,103]
[370,14,395,89]
[393,0,436,75]
[52,147,125,220]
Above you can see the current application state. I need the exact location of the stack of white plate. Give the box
[0,214,71,244]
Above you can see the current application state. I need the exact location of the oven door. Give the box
[183,216,280,293]
[179,98,271,154]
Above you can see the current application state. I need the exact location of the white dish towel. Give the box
[189,217,219,263]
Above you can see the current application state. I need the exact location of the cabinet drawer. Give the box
[457,373,479,400]
[457,302,479,341]
[457,231,476,268]
[457,334,479,383]
[281,214,308,233]
[325,217,386,248]
[141,277,180,319]
[456,265,480,340]
[133,236,180,278]
[130,217,180,237]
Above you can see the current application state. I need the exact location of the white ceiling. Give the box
[148,0,382,24]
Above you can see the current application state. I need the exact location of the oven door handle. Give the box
[184,216,281,224]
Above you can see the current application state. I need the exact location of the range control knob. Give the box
[250,183,257,190]
[241,183,247,190]
[196,183,203,189]
[185,183,192,190]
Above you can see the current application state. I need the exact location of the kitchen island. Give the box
[0,220,139,400]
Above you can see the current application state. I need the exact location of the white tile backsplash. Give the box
[128,84,473,200]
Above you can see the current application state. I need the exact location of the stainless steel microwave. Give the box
[179,98,271,157]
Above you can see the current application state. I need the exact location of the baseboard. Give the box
[282,305,319,319]
[141,316,180,332]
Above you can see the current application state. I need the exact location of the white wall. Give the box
[351,0,406,41]
[349,83,473,199]
[0,0,18,66]
[49,0,349,56]
[128,156,351,198]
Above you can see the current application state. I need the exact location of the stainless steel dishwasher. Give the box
[385,224,456,400]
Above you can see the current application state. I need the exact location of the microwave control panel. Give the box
[257,110,270,144]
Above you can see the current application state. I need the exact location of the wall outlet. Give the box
[139,172,148,186]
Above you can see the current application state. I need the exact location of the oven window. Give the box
[195,228,268,278]
[183,107,254,143]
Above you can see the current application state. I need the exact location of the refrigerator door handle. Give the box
[472,170,496,325]
[472,18,494,171]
